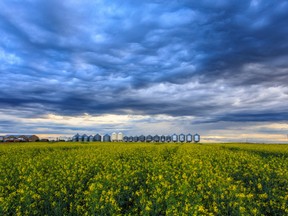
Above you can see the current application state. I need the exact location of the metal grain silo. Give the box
[78,134,82,142]
[83,134,88,142]
[194,134,200,143]
[128,136,133,142]
[123,136,128,142]
[179,134,185,142]
[153,135,160,142]
[172,134,178,142]
[103,134,111,142]
[186,134,193,143]
[94,134,102,142]
[118,132,123,142]
[72,133,79,142]
[146,135,153,142]
[160,135,165,142]
[111,132,117,142]
[139,135,145,142]
[166,135,172,142]
[88,135,94,142]
[133,136,139,142]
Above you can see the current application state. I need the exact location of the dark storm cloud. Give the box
[0,0,288,125]
[197,112,288,124]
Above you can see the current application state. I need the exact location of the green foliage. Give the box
[0,142,287,215]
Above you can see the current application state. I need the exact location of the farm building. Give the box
[111,132,118,142]
[186,134,193,142]
[146,135,153,142]
[82,134,88,142]
[72,134,79,142]
[172,134,178,142]
[71,133,200,143]
[2,135,39,142]
[111,132,124,142]
[165,135,172,142]
[26,135,39,142]
[0,136,4,142]
[94,134,102,142]
[194,134,200,143]
[123,136,128,142]
[118,132,123,141]
[88,135,94,142]
[128,136,133,142]
[179,134,185,142]
[139,135,145,142]
[103,134,111,142]
[133,136,139,142]
[153,135,160,142]
[3,136,12,142]
[78,135,82,142]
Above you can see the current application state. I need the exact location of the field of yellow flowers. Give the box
[0,142,287,215]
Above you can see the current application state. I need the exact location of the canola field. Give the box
[0,142,287,215]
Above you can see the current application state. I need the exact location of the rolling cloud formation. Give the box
[0,0,288,141]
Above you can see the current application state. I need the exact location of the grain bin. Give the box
[133,136,139,142]
[153,135,160,142]
[111,132,117,142]
[186,134,193,143]
[83,134,88,142]
[179,134,185,142]
[172,134,178,142]
[166,135,172,142]
[72,134,79,142]
[88,135,94,142]
[160,135,165,142]
[78,134,82,142]
[118,132,123,142]
[94,134,102,142]
[128,136,133,142]
[194,134,200,143]
[139,135,145,142]
[123,136,128,142]
[146,135,153,142]
[103,134,111,142]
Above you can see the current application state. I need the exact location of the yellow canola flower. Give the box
[32,194,40,200]
[0,142,287,216]
[247,193,254,199]
[182,173,187,179]
[198,205,205,212]
[213,205,219,213]
[259,193,268,199]
[252,208,258,214]
[239,206,246,213]
[145,206,151,211]
[17,189,25,194]
[230,185,237,191]
[237,193,246,198]
[88,183,95,191]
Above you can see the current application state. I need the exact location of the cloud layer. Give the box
[0,0,288,141]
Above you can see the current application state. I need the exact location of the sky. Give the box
[0,0,288,143]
